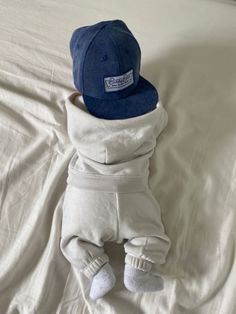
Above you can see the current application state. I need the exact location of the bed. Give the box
[1,0,236,313]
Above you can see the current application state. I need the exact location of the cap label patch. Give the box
[104,69,134,92]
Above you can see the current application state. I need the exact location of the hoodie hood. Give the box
[65,92,168,164]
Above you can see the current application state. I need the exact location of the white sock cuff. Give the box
[82,254,109,279]
[125,254,153,272]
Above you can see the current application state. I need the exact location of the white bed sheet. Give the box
[1,0,236,313]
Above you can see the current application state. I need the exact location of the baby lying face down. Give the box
[60,20,171,300]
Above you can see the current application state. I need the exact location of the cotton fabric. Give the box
[60,93,171,279]
[1,1,236,313]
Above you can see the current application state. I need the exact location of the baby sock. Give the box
[124,263,164,293]
[89,263,116,300]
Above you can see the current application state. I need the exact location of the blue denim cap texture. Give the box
[70,20,159,119]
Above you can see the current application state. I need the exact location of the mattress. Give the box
[0,0,236,313]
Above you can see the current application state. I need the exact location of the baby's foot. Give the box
[89,263,116,300]
[124,264,164,293]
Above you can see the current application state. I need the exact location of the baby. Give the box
[60,20,171,300]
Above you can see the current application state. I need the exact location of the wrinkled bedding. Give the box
[0,0,236,313]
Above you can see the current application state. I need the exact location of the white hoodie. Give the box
[65,92,168,185]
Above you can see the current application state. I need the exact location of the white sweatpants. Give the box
[60,172,171,279]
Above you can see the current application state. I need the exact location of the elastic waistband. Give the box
[67,168,149,193]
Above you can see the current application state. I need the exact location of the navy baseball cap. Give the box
[70,20,159,119]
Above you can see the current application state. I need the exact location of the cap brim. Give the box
[83,76,159,120]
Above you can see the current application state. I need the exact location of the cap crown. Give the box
[70,20,141,100]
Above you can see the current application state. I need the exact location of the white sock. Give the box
[89,263,116,300]
[124,264,164,293]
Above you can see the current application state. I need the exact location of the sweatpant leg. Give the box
[60,235,109,279]
[60,185,117,279]
[118,189,171,271]
[124,235,171,271]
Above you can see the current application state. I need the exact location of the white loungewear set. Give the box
[60,92,171,279]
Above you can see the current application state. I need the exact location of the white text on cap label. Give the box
[104,69,134,92]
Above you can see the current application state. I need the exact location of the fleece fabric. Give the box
[60,92,171,279]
